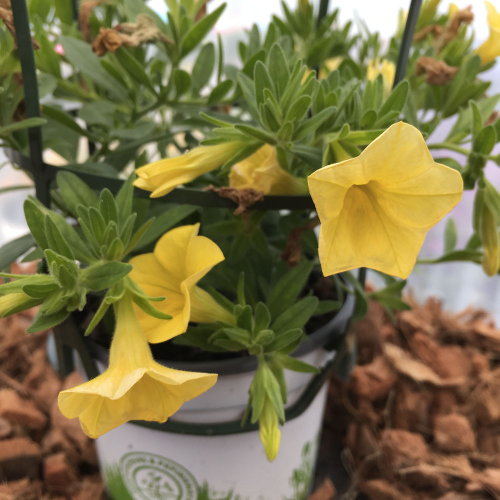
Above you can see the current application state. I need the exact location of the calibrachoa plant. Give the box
[0,0,499,462]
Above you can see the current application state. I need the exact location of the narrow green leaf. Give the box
[181,4,227,57]
[45,215,74,260]
[26,309,69,333]
[81,262,133,291]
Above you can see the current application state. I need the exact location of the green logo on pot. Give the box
[120,452,198,500]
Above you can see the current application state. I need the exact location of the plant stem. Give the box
[427,142,470,155]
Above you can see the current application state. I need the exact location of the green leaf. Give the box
[111,122,156,140]
[23,199,49,250]
[213,339,247,351]
[266,260,313,318]
[54,0,73,24]
[276,353,320,373]
[254,302,271,333]
[115,173,135,229]
[45,215,74,260]
[285,95,311,123]
[181,4,227,57]
[89,207,106,245]
[292,107,336,141]
[444,218,457,253]
[81,262,133,291]
[22,282,60,299]
[267,43,289,99]
[474,125,497,155]
[254,61,275,108]
[314,300,342,315]
[131,293,172,320]
[192,43,216,93]
[271,296,318,334]
[42,106,93,138]
[0,118,46,136]
[470,100,483,138]
[59,37,128,100]
[344,271,369,321]
[174,69,192,97]
[84,299,110,336]
[56,171,98,217]
[261,363,284,421]
[264,328,303,353]
[235,125,276,145]
[208,80,233,105]
[123,218,155,255]
[115,47,156,92]
[26,308,70,333]
[376,80,409,124]
[99,189,119,225]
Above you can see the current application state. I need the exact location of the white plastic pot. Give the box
[67,294,354,500]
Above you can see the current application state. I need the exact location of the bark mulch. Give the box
[3,263,500,500]
[313,291,500,500]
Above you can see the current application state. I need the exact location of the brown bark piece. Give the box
[0,389,47,430]
[44,452,78,495]
[359,479,411,500]
[307,478,336,500]
[433,414,476,453]
[0,438,42,480]
[350,357,397,401]
[380,429,429,470]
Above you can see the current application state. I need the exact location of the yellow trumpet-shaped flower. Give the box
[134,141,246,198]
[475,1,500,64]
[367,58,396,100]
[130,224,234,343]
[58,293,217,439]
[229,144,308,195]
[259,397,281,462]
[308,122,463,279]
[0,293,41,317]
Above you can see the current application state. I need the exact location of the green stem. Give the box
[427,142,470,155]
[428,142,497,161]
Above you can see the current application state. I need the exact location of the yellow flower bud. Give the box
[259,397,281,462]
[481,204,500,276]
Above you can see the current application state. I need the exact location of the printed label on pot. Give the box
[119,452,198,500]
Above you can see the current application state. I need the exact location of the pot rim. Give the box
[87,292,355,376]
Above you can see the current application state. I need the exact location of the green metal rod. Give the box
[11,0,50,207]
[317,0,330,26]
[71,0,79,22]
[394,0,423,86]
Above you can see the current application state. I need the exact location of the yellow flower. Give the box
[259,397,281,462]
[229,145,308,195]
[448,2,459,19]
[129,224,234,343]
[134,141,246,198]
[0,293,40,317]
[366,58,396,99]
[58,293,217,439]
[475,1,500,64]
[308,122,463,279]
[318,57,343,79]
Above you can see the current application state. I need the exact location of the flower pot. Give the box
[62,292,354,500]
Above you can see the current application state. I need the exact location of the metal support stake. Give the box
[394,0,423,86]
[11,0,50,207]
[317,0,330,26]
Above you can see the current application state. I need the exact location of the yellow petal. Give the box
[229,145,308,195]
[130,224,233,343]
[58,294,217,438]
[0,293,41,317]
[486,0,500,28]
[259,398,281,462]
[308,122,463,279]
[475,26,500,64]
[134,142,245,197]
[448,3,459,19]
